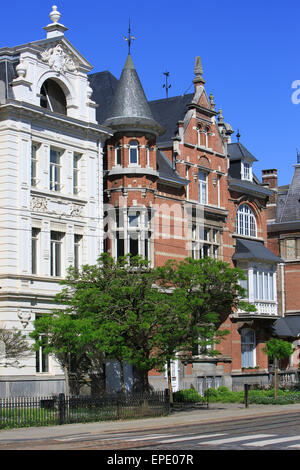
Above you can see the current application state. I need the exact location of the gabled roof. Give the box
[227,142,258,162]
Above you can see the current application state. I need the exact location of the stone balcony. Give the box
[233,300,279,320]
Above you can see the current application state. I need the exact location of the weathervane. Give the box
[163,71,171,98]
[124,19,135,55]
[236,129,241,142]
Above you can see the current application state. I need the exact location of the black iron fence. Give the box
[0,390,170,430]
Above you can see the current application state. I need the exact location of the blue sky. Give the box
[2,0,300,186]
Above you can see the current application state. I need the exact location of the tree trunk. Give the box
[167,359,173,403]
[119,359,125,395]
[274,357,278,400]
[141,370,150,393]
[64,364,70,396]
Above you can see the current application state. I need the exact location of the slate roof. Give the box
[88,71,119,124]
[102,54,164,136]
[227,142,258,162]
[149,94,194,145]
[156,150,188,186]
[273,315,300,338]
[232,238,283,263]
[0,58,18,99]
[276,164,300,223]
[88,69,193,144]
[228,176,273,198]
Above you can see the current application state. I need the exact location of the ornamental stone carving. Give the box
[40,43,77,73]
[17,310,32,328]
[31,196,48,212]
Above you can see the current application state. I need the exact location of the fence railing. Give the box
[0,390,170,429]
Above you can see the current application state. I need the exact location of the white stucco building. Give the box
[0,6,112,396]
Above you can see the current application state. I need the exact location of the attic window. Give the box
[40,79,67,115]
[241,161,252,181]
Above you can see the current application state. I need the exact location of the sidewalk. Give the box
[1,402,300,443]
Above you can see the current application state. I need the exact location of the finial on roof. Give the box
[209,93,215,109]
[163,71,171,98]
[50,5,61,23]
[218,108,224,122]
[297,148,300,164]
[236,129,241,142]
[124,18,135,55]
[44,5,67,38]
[193,56,205,84]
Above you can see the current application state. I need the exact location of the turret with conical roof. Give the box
[104,54,164,136]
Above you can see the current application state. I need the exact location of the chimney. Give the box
[262,169,278,190]
[262,169,278,221]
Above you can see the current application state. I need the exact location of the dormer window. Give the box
[40,79,67,115]
[241,161,252,181]
[129,140,139,165]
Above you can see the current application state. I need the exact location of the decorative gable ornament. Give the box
[40,43,77,73]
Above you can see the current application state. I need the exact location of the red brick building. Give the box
[90,52,283,392]
[263,160,300,381]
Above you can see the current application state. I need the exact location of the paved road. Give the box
[2,404,300,452]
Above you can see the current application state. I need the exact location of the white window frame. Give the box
[73,153,81,195]
[49,148,62,192]
[235,204,257,238]
[50,231,64,277]
[114,209,151,261]
[115,142,121,166]
[36,334,49,373]
[129,140,139,166]
[31,227,40,275]
[192,226,219,260]
[241,161,253,181]
[31,143,39,187]
[74,234,82,270]
[198,171,207,205]
[241,328,256,368]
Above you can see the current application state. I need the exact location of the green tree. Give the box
[263,338,293,399]
[156,257,255,399]
[0,325,32,368]
[31,254,254,395]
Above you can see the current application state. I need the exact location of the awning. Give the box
[273,316,300,339]
[232,238,283,263]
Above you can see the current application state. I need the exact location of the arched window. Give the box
[40,79,67,115]
[235,204,257,237]
[129,140,139,165]
[241,329,256,368]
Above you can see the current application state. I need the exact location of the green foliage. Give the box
[173,388,204,403]
[202,386,300,404]
[263,338,293,360]
[31,254,253,392]
[0,326,32,368]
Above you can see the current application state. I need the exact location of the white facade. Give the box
[0,8,112,396]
